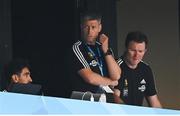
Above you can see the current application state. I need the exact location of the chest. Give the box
[83,45,108,76]
[120,66,148,95]
[84,46,103,66]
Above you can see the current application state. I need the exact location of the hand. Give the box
[113,88,120,97]
[99,34,109,53]
[110,80,118,86]
[113,88,124,104]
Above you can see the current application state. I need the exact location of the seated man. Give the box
[4,59,42,95]
[116,31,162,107]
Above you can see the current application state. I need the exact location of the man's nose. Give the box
[134,52,139,57]
[88,28,93,34]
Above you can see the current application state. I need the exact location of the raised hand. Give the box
[99,34,109,53]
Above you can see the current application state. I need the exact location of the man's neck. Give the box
[126,62,137,69]
[124,56,137,69]
[85,41,96,45]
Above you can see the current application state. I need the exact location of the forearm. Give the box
[149,99,162,108]
[147,95,162,108]
[98,34,121,80]
[104,55,121,80]
[87,73,116,86]
[78,68,118,86]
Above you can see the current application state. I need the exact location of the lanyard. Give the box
[86,44,104,76]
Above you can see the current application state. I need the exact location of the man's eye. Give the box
[139,50,144,53]
[92,26,96,29]
[83,26,88,29]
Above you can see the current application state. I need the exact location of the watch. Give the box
[104,48,112,56]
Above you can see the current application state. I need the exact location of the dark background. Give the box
[0,0,117,98]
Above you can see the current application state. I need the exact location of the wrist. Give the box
[104,48,112,56]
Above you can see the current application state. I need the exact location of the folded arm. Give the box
[78,68,118,86]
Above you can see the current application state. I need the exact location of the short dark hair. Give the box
[5,59,30,83]
[125,31,148,49]
[80,11,102,24]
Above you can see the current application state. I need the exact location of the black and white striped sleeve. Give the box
[117,58,123,66]
[72,41,90,70]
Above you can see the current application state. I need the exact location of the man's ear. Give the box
[98,24,102,32]
[11,74,19,83]
[145,49,147,52]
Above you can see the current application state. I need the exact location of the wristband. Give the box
[104,49,112,56]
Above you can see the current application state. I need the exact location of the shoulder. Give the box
[140,60,149,65]
[71,41,90,68]
[140,60,150,67]
[72,40,83,48]
[72,40,84,53]
[116,58,124,66]
[139,60,152,70]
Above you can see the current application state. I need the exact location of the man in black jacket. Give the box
[4,59,42,95]
[116,31,162,107]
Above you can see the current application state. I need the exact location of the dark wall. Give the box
[0,0,12,90]
[11,0,76,97]
[179,0,180,49]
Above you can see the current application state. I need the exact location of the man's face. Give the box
[126,41,147,68]
[81,20,102,45]
[13,67,32,84]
